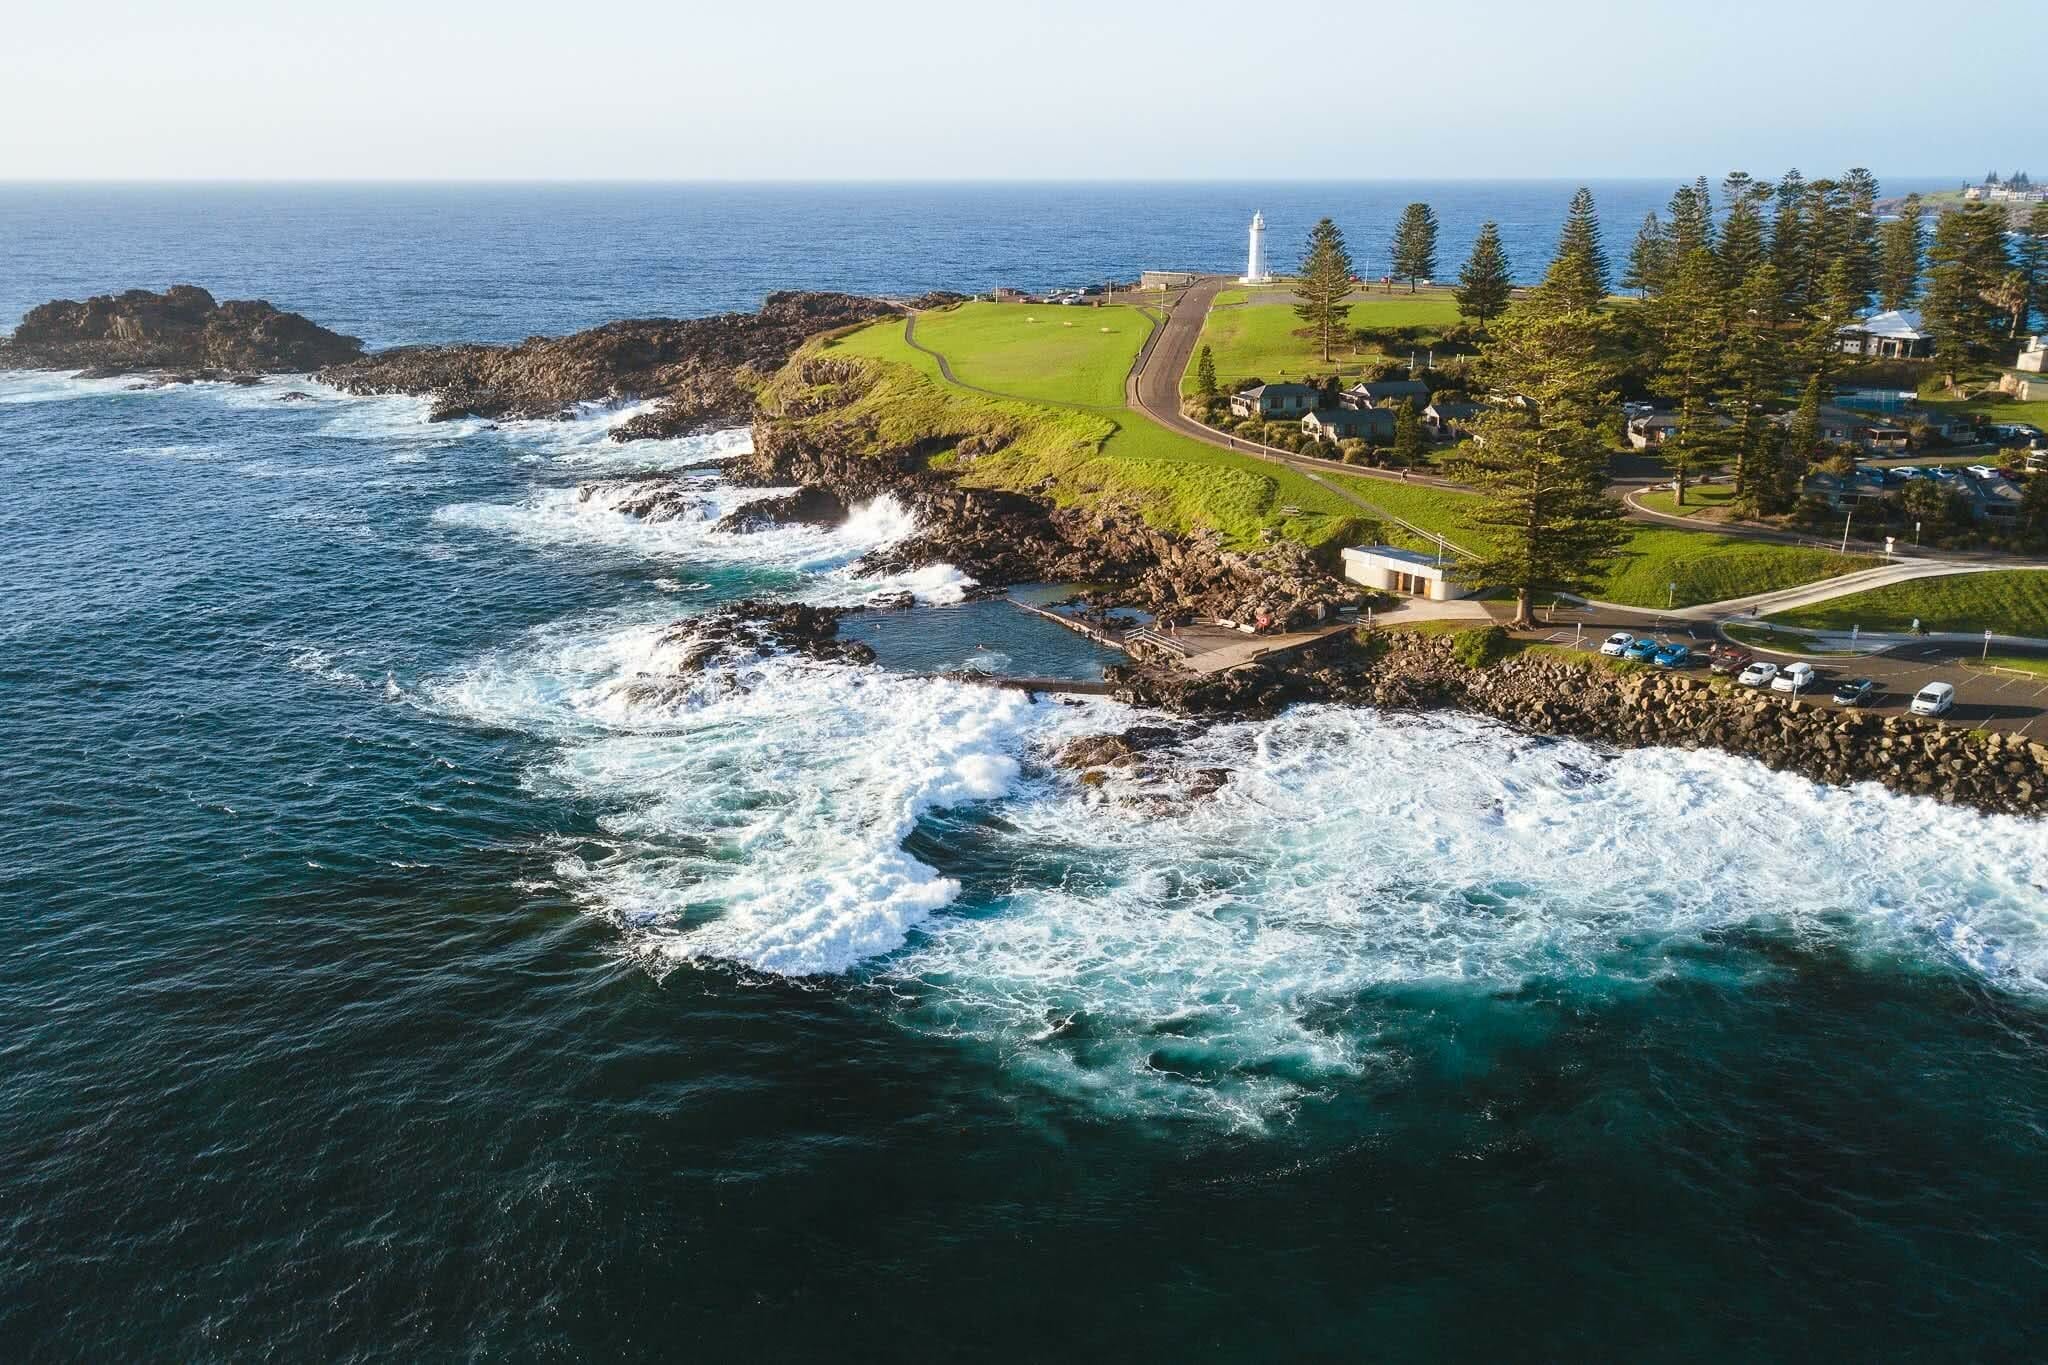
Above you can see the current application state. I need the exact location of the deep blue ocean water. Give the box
[3,182,2045,1362]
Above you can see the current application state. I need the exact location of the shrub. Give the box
[1450,624,1510,668]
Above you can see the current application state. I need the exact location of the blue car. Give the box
[1623,637,1662,662]
[1653,643,1692,668]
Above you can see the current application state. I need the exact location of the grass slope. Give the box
[811,320,1370,550]
[1767,570,2048,637]
[890,301,1152,408]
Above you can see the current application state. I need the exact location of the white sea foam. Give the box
[0,368,150,405]
[868,704,2048,1125]
[427,614,1096,974]
[435,482,974,603]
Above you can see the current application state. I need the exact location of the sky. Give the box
[1,0,2033,181]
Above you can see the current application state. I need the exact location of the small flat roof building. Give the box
[1837,308,1934,360]
[1816,405,1910,451]
[1339,544,1471,601]
[1140,270,1200,290]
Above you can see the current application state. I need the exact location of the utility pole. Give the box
[1841,507,1854,555]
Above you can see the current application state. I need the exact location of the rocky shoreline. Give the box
[1105,628,2048,817]
[11,281,2042,818]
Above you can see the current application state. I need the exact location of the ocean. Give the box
[3,181,2044,1361]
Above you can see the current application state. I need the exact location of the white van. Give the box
[1910,681,1956,717]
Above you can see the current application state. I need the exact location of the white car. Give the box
[1965,465,2000,480]
[1910,681,1956,717]
[1770,662,1817,694]
[1737,661,1779,688]
[1599,631,1634,657]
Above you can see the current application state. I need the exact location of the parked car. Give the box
[1623,637,1663,662]
[1910,681,1956,717]
[1831,677,1876,707]
[1708,645,1753,676]
[1770,661,1818,694]
[1737,661,1779,688]
[1652,643,1692,668]
[1599,631,1634,657]
[1886,465,1924,482]
[1966,464,2001,480]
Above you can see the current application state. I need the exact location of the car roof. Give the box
[1917,682,1953,695]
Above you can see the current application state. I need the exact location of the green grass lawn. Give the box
[1186,295,1467,391]
[1636,484,1739,517]
[1322,477,1875,608]
[815,318,1370,550]
[889,301,1152,408]
[1592,529,1881,609]
[1913,372,2048,432]
[1767,569,2048,638]
[1971,654,2048,679]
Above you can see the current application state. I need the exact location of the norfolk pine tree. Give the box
[1650,248,1731,507]
[1547,188,1610,311]
[1453,222,1512,328]
[1723,265,1789,516]
[2017,202,2048,333]
[1293,218,1355,363]
[1622,213,1668,297]
[1195,344,1219,400]
[1391,203,1440,293]
[1449,284,1627,626]
[1391,398,1428,467]
[1877,195,1925,310]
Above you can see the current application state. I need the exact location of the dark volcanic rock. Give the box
[0,285,363,374]
[576,473,716,523]
[317,290,900,429]
[713,484,848,534]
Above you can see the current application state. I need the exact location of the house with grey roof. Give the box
[1301,407,1395,445]
[1342,378,1430,410]
[1422,401,1483,439]
[1230,382,1320,420]
[1836,309,1934,360]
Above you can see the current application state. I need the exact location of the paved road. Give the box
[1521,599,2048,738]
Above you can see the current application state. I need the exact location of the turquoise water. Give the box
[3,184,2045,1360]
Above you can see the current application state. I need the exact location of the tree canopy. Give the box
[1453,221,1512,328]
[1292,217,1355,363]
[1390,202,1440,293]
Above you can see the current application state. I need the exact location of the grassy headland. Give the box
[803,315,1372,550]
[1184,292,1465,391]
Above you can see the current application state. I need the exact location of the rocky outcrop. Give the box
[576,473,718,523]
[1110,629,2048,817]
[713,485,847,534]
[0,285,362,373]
[318,291,899,429]
[1051,723,1230,815]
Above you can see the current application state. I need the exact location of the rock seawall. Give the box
[1111,629,2048,817]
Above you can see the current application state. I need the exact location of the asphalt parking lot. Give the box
[1515,602,2048,738]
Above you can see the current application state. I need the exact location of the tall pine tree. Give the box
[1546,187,1610,311]
[1666,180,1715,260]
[1771,169,1811,311]
[1390,202,1440,293]
[1449,281,1627,625]
[2017,202,2048,334]
[1651,248,1731,506]
[1717,179,1770,287]
[1622,212,1668,297]
[1454,221,1513,328]
[1877,195,1925,310]
[1292,217,1355,363]
[1723,265,1789,516]
[1772,375,1823,514]
[1924,203,2014,373]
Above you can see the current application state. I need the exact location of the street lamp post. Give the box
[1840,507,1854,555]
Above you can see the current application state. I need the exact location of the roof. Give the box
[1425,401,1483,418]
[1347,378,1430,400]
[1236,382,1317,399]
[1818,405,1907,431]
[1303,407,1387,429]
[1839,308,1929,340]
[1342,544,1448,571]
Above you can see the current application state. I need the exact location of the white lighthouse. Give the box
[1240,210,1270,284]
